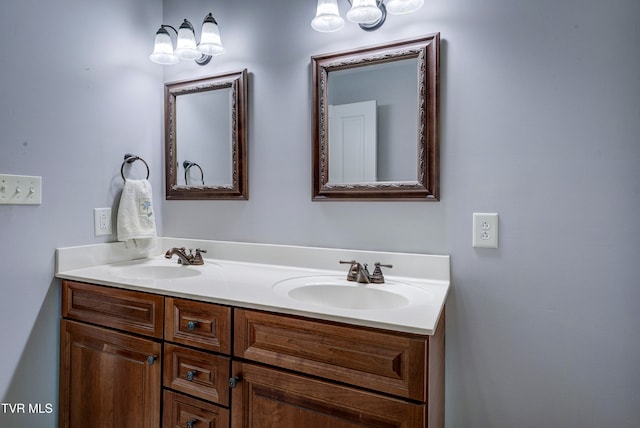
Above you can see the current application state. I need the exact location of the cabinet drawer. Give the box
[235,309,428,401]
[165,298,232,354]
[164,343,230,406]
[62,280,164,339]
[163,390,229,428]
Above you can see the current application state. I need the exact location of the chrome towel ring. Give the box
[183,160,204,185]
[121,154,150,182]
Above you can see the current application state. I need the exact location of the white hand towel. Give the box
[117,179,157,249]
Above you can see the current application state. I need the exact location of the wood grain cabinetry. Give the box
[163,297,232,427]
[165,297,231,353]
[163,390,230,428]
[234,309,428,401]
[62,279,164,338]
[60,280,444,427]
[231,361,425,428]
[232,309,444,428]
[59,281,163,428]
[164,343,231,405]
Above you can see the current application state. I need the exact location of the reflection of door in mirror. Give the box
[176,88,232,186]
[329,100,377,183]
[312,34,440,200]
[327,58,418,183]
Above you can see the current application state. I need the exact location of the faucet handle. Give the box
[371,262,393,284]
[191,248,207,265]
[339,260,359,282]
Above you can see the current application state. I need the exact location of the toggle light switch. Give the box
[0,174,42,205]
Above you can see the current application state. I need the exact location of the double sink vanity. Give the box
[55,238,449,427]
[53,30,445,428]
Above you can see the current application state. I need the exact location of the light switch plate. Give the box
[0,174,42,205]
[473,213,499,248]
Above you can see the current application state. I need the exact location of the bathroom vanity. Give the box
[56,239,449,428]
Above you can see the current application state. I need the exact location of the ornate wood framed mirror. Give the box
[312,34,440,201]
[165,69,248,200]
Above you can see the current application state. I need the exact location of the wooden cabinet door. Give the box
[231,362,425,428]
[59,319,162,428]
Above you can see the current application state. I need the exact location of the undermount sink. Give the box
[273,275,431,310]
[109,260,207,280]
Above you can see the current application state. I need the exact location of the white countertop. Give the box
[55,238,450,335]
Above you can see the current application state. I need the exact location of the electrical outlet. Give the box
[473,213,499,248]
[94,208,112,236]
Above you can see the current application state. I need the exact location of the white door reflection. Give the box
[328,100,377,183]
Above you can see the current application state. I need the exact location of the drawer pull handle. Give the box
[228,376,241,388]
[146,355,158,365]
[187,321,199,331]
[186,370,197,381]
[186,418,197,428]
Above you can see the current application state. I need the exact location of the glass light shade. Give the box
[311,0,345,32]
[346,0,382,24]
[386,0,424,15]
[198,14,225,56]
[174,19,201,60]
[149,28,178,65]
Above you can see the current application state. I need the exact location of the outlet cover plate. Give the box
[94,208,113,236]
[473,213,499,248]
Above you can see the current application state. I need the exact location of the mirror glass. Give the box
[312,34,440,200]
[176,88,232,186]
[327,58,418,183]
[165,70,248,200]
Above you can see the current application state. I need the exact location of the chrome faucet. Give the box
[357,264,372,283]
[165,247,207,265]
[340,260,392,284]
[344,260,372,283]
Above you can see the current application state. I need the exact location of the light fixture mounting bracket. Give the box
[195,54,212,66]
[346,0,387,31]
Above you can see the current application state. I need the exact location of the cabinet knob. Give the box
[186,418,197,428]
[146,355,158,365]
[228,376,241,388]
[187,320,199,331]
[186,370,197,381]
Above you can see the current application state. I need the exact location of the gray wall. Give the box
[1,0,638,426]
[0,0,163,426]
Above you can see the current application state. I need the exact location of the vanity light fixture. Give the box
[311,0,423,32]
[150,13,225,66]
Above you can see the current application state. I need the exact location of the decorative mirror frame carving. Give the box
[312,34,440,201]
[165,69,248,200]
